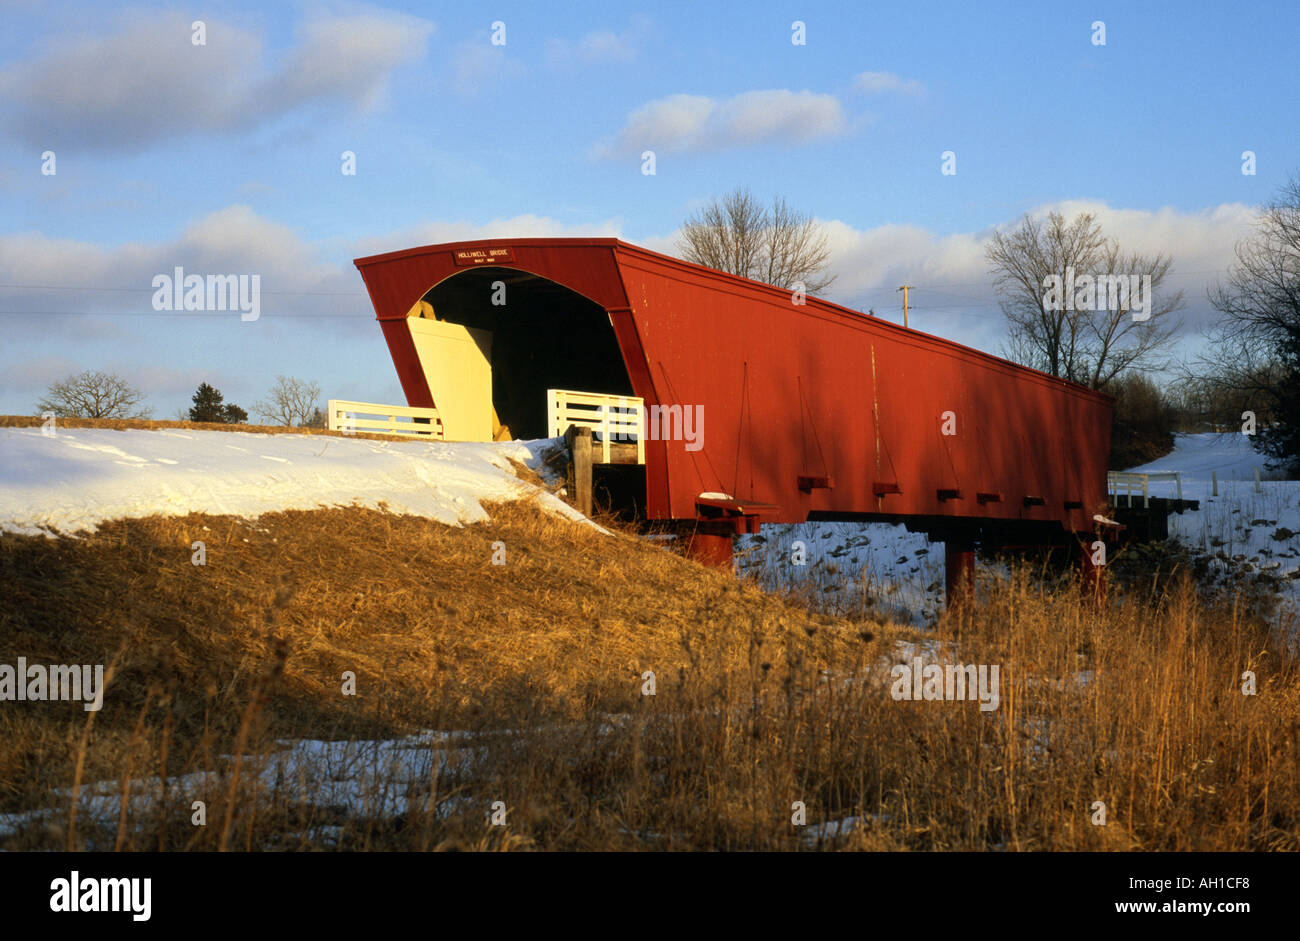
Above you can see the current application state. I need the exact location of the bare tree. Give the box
[1198,174,1300,468]
[36,370,152,419]
[985,211,1182,388]
[1179,326,1285,429]
[1106,371,1177,468]
[253,375,321,427]
[677,188,836,294]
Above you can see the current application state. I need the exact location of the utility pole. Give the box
[897,285,914,328]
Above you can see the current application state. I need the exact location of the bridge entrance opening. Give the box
[413,266,634,442]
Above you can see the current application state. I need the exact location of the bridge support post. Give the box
[564,425,593,517]
[944,537,975,607]
[683,521,735,569]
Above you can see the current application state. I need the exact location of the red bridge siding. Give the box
[354,238,1112,537]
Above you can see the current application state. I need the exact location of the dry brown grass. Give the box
[0,500,1296,852]
[0,500,890,848]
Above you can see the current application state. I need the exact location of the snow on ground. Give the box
[799,814,877,846]
[0,731,485,846]
[737,522,943,624]
[1123,433,1300,612]
[1126,431,1276,480]
[0,427,585,536]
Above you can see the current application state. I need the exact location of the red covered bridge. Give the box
[354,237,1114,600]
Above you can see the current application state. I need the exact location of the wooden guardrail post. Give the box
[565,425,593,517]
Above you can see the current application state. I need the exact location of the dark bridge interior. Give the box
[423,266,633,439]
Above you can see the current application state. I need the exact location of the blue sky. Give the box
[1,0,1296,417]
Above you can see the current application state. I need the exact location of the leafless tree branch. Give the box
[253,375,321,427]
[36,370,152,419]
[677,188,836,295]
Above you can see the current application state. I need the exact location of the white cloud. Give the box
[547,16,652,65]
[606,93,713,154]
[1033,200,1257,283]
[0,11,434,152]
[0,205,354,343]
[171,205,343,282]
[597,89,845,157]
[261,13,434,112]
[853,71,925,95]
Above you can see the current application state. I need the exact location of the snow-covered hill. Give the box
[0,426,580,536]
[1126,431,1274,481]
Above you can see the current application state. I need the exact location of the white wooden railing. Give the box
[546,388,645,464]
[1108,471,1183,508]
[327,399,445,439]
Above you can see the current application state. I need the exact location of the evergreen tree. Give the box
[189,383,225,422]
[1260,333,1300,473]
[189,383,247,424]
